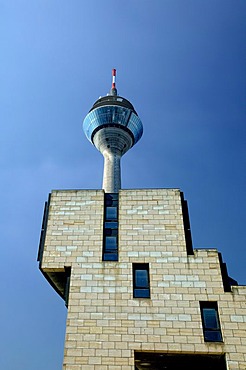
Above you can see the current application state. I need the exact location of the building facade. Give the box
[38,72,246,369]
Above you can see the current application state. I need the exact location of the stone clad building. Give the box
[38,71,246,369]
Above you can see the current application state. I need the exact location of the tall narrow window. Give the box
[133,264,150,298]
[37,193,51,265]
[200,302,223,342]
[103,193,118,261]
[180,192,193,255]
[64,267,71,308]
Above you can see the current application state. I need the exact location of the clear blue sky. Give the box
[1,1,245,369]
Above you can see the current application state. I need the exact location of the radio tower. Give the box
[38,68,245,369]
[83,69,143,193]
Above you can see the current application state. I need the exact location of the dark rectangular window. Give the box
[180,192,193,255]
[200,302,223,342]
[64,267,71,308]
[103,194,119,261]
[105,193,118,206]
[105,221,118,229]
[133,264,150,298]
[105,207,117,220]
[37,193,51,265]
[105,236,117,250]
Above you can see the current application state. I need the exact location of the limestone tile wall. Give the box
[41,189,104,271]
[40,189,246,369]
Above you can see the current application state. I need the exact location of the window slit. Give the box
[200,301,223,342]
[103,193,119,261]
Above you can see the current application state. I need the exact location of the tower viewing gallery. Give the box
[38,70,246,369]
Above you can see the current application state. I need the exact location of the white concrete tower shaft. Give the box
[93,126,133,193]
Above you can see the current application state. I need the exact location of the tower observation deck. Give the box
[83,69,143,193]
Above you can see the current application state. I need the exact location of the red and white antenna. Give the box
[112,68,116,89]
[110,68,117,96]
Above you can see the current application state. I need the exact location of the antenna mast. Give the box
[110,68,117,96]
